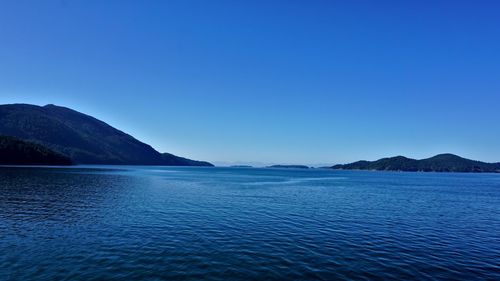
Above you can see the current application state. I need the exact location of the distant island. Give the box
[0,135,72,166]
[331,154,500,173]
[268,165,310,169]
[0,104,213,166]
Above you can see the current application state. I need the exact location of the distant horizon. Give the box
[1,102,498,167]
[1,1,499,164]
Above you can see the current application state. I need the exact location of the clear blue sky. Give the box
[1,0,499,165]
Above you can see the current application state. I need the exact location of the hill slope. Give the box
[0,135,72,165]
[0,104,212,166]
[332,154,500,173]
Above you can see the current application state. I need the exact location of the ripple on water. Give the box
[0,167,499,280]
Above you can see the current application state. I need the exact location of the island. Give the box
[331,154,500,173]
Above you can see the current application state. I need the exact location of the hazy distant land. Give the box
[267,165,310,169]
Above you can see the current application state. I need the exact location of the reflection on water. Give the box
[1,166,499,280]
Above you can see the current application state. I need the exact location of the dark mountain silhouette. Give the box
[331,154,500,173]
[0,104,213,166]
[0,135,72,165]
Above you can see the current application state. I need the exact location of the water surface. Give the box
[1,166,499,280]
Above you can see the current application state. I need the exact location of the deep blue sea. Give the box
[1,166,499,280]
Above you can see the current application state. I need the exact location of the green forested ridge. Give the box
[0,104,212,166]
[332,154,500,173]
[0,135,72,165]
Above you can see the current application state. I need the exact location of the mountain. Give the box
[331,154,500,173]
[0,104,213,166]
[0,135,72,165]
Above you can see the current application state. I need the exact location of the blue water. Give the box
[1,166,499,280]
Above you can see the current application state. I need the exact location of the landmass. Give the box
[0,104,213,166]
[0,135,72,165]
[331,154,500,173]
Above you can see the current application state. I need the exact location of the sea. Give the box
[1,166,499,280]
